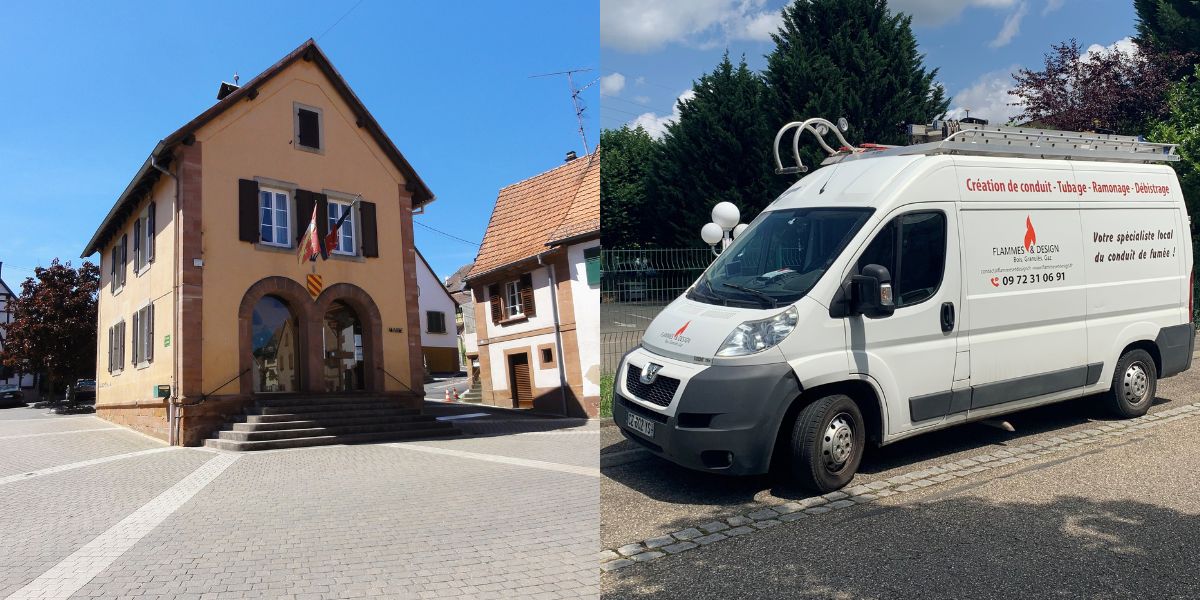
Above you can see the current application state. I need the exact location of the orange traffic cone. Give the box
[453,387,460,401]
[444,389,452,402]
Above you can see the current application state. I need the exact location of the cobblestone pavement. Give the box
[0,407,598,599]
[601,365,1200,598]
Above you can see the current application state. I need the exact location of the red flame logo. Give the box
[1023,216,1036,251]
[674,321,691,338]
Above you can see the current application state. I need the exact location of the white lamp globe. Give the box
[711,202,740,230]
[732,223,749,239]
[701,222,724,246]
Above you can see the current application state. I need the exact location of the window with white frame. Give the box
[327,200,356,255]
[504,280,523,319]
[131,304,154,366]
[259,188,291,246]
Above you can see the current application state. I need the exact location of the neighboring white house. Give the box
[416,250,459,374]
[444,263,478,384]
[463,151,600,417]
[0,263,35,388]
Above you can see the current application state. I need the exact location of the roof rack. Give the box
[774,118,1179,175]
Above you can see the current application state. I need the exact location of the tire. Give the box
[788,394,865,493]
[1105,349,1157,418]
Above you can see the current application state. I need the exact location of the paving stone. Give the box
[671,528,704,541]
[725,526,755,537]
[643,536,675,550]
[598,550,620,562]
[752,519,782,530]
[662,542,698,554]
[821,491,849,501]
[779,512,807,522]
[895,484,918,492]
[747,508,780,521]
[804,507,833,515]
[694,533,727,545]
[774,502,803,515]
[629,551,664,563]
[698,521,729,534]
[864,481,891,491]
[726,515,753,527]
[617,544,645,557]
[851,494,879,503]
[796,497,828,509]
[827,499,856,509]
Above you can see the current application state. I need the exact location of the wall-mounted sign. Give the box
[388,327,403,333]
[164,334,171,348]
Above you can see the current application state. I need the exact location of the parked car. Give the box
[0,384,25,408]
[72,379,96,403]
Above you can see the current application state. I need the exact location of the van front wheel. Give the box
[1106,349,1157,418]
[789,394,865,493]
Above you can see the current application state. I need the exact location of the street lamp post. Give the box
[702,201,745,255]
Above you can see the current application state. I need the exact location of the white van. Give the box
[614,118,1194,492]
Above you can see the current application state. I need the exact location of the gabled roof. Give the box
[466,152,599,282]
[444,262,474,304]
[81,39,435,257]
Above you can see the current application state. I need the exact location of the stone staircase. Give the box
[204,394,460,451]
[457,380,484,403]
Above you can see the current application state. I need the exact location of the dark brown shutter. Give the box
[238,179,260,243]
[120,235,128,287]
[133,219,141,269]
[489,284,502,324]
[107,326,113,373]
[147,304,154,363]
[295,189,314,244]
[109,249,116,293]
[297,108,320,148]
[520,273,536,318]
[315,193,329,242]
[360,201,378,257]
[147,202,156,263]
[133,312,141,365]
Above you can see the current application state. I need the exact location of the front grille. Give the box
[626,365,681,408]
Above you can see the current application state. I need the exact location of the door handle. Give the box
[940,302,955,332]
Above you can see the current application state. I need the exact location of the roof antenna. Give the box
[530,68,598,156]
[233,72,240,86]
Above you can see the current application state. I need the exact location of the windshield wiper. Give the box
[691,278,728,305]
[721,283,777,308]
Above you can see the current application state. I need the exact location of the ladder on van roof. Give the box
[774,118,1180,175]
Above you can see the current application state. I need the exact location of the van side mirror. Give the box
[850,264,895,318]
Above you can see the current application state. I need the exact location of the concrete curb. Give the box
[599,401,1200,573]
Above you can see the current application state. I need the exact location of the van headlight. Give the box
[716,306,799,357]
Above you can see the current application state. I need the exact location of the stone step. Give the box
[230,414,435,432]
[218,420,454,442]
[239,407,420,423]
[255,401,412,415]
[253,394,398,408]
[204,427,459,451]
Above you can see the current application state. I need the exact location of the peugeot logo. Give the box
[640,363,663,385]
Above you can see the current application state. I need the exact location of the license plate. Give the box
[626,412,655,438]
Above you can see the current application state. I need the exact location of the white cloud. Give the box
[1084,36,1137,59]
[1042,0,1065,15]
[600,0,782,53]
[629,89,696,138]
[600,72,627,96]
[634,76,646,85]
[944,66,1024,125]
[633,95,651,104]
[989,1,1028,48]
[888,0,1018,27]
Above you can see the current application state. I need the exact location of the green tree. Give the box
[599,125,659,248]
[1151,66,1200,239]
[0,259,99,401]
[650,53,784,247]
[1136,0,1200,58]
[764,0,949,174]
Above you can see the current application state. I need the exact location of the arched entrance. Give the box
[323,300,365,391]
[251,295,299,392]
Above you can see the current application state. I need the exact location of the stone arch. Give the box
[237,276,317,395]
[315,283,385,392]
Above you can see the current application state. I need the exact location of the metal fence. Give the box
[600,248,714,375]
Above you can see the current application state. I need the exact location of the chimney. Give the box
[565,150,577,163]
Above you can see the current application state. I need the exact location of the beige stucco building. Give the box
[82,40,436,446]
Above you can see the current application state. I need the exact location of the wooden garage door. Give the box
[509,353,532,409]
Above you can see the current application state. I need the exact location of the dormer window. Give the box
[294,102,323,153]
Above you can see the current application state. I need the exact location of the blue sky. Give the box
[0,0,599,286]
[600,0,1137,136]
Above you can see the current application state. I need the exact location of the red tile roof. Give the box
[466,152,599,280]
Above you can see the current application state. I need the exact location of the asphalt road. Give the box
[602,361,1200,599]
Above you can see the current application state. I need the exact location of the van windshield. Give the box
[689,207,874,308]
